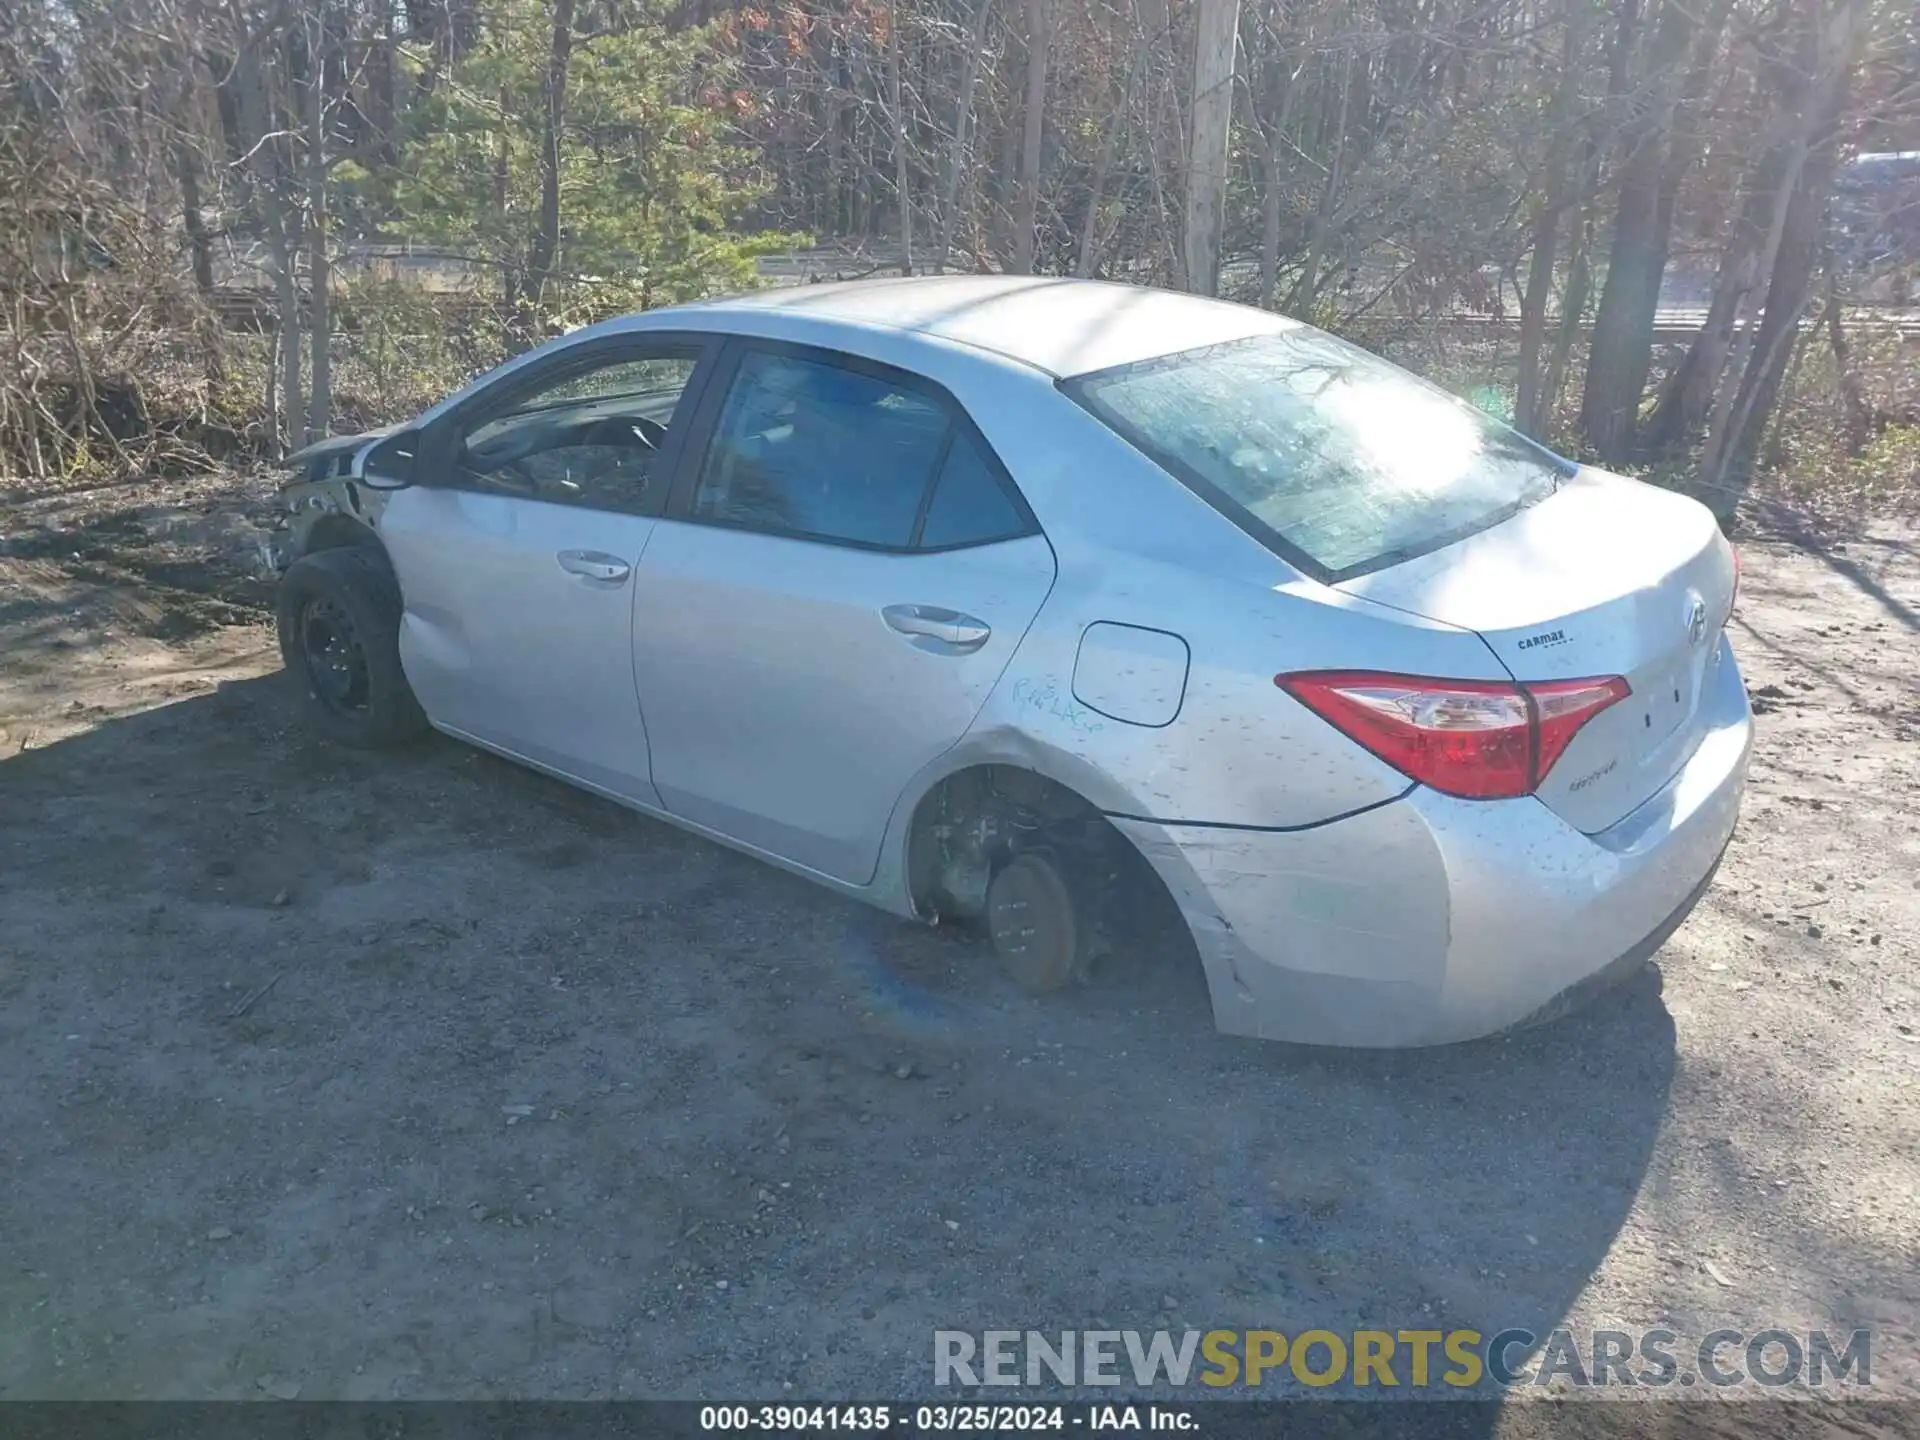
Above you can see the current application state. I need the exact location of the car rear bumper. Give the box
[1117,632,1752,1047]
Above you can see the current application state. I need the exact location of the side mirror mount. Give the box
[359,430,419,490]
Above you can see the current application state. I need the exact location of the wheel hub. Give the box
[301,597,370,715]
[986,850,1083,993]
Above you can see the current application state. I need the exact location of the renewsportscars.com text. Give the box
[933,1327,1871,1390]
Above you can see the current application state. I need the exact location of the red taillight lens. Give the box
[1529,675,1635,778]
[1276,670,1630,800]
[1730,545,1741,613]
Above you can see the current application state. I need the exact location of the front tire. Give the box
[275,546,428,749]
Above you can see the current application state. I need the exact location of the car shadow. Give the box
[903,898,1681,1416]
[0,672,1674,1420]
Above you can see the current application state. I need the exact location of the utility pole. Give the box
[1182,0,1239,295]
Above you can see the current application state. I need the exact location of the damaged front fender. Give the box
[260,428,397,576]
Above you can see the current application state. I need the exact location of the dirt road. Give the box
[1,471,1915,1418]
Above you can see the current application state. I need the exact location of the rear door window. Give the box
[687,347,1036,552]
[1063,330,1573,581]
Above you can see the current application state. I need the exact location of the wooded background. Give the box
[3,0,1917,517]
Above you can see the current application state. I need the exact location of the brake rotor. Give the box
[985,849,1084,993]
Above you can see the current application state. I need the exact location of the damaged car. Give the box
[264,275,1750,1047]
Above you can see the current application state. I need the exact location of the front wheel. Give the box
[275,546,429,749]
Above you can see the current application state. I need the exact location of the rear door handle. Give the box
[557,550,631,584]
[882,604,991,652]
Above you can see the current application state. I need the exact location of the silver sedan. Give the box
[267,276,1750,1047]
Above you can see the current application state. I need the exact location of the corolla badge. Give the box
[1684,593,1708,646]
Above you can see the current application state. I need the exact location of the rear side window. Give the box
[918,433,1029,550]
[690,348,1034,551]
[1064,331,1572,581]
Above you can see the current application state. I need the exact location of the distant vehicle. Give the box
[263,277,1750,1047]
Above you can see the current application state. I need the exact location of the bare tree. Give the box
[526,0,578,329]
[934,0,993,272]
[1702,0,1867,496]
[1514,3,1595,436]
[1577,0,1723,462]
[1011,0,1048,273]
[226,24,305,457]
[886,0,914,273]
[305,13,332,443]
[2,0,1911,495]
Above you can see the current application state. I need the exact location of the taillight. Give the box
[1530,676,1634,778]
[1729,545,1741,614]
[1275,670,1630,800]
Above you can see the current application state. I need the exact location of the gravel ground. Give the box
[0,471,1915,1429]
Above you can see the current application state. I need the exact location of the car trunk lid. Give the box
[1337,468,1736,833]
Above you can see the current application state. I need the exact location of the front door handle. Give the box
[882,604,991,652]
[557,550,631,584]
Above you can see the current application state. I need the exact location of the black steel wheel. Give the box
[275,545,428,749]
[299,595,371,718]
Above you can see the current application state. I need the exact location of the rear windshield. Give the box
[1063,330,1573,581]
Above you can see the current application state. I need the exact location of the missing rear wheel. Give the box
[985,849,1090,994]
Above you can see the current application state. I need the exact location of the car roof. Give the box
[662,275,1301,379]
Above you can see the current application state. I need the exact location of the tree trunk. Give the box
[1643,137,1805,457]
[1539,209,1596,432]
[176,137,215,296]
[934,0,990,273]
[1250,36,1297,311]
[887,1,912,274]
[234,41,301,455]
[491,82,511,217]
[1515,127,1572,431]
[1704,116,1849,498]
[173,110,223,386]
[1181,0,1239,295]
[1516,1,1594,435]
[263,320,281,452]
[1076,39,1139,279]
[1576,0,1702,462]
[1515,203,1563,439]
[1646,0,1856,463]
[1289,52,1351,316]
[526,0,577,330]
[268,207,301,457]
[365,0,399,169]
[305,24,331,445]
[1258,138,1281,308]
[992,98,1022,265]
[1646,0,1733,280]
[1012,0,1049,273]
[1135,0,1186,289]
